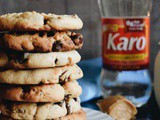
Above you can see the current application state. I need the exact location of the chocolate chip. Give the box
[18,108,26,113]
[59,79,63,84]
[16,56,28,64]
[14,32,23,36]
[2,100,13,110]
[64,95,72,115]
[64,95,71,103]
[59,77,68,85]
[59,70,67,84]
[29,31,36,35]
[22,46,28,52]
[66,104,71,115]
[6,51,14,61]
[39,81,44,85]
[70,33,83,46]
[0,68,8,72]
[55,58,58,64]
[44,19,48,25]
[65,94,71,99]
[39,32,45,37]
[52,40,63,52]
[55,101,64,107]
[47,31,55,37]
[73,98,78,102]
[70,33,82,40]
[37,103,45,106]
[0,32,5,37]
[21,86,30,93]
[7,52,28,64]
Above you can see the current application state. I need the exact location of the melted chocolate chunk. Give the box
[59,70,68,85]
[39,81,44,85]
[0,68,8,72]
[55,58,58,64]
[37,103,46,106]
[7,52,28,64]
[47,31,55,37]
[73,98,78,102]
[44,19,48,25]
[21,86,30,93]
[12,32,24,36]
[70,33,83,46]
[52,40,63,52]
[21,46,28,52]
[39,32,45,37]
[0,32,5,37]
[55,101,64,107]
[16,56,28,64]
[2,100,13,110]
[66,104,71,115]
[18,108,26,113]
[59,79,67,85]
[29,31,37,35]
[65,94,72,115]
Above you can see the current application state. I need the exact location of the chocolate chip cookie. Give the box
[0,11,83,31]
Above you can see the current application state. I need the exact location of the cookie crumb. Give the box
[97,95,137,120]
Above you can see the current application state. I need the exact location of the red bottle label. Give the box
[102,17,150,70]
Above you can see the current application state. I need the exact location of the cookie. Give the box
[0,97,81,120]
[0,31,83,52]
[55,109,86,120]
[62,81,82,98]
[0,11,83,31]
[0,109,86,120]
[0,64,83,84]
[0,81,82,102]
[0,84,64,103]
[0,50,81,69]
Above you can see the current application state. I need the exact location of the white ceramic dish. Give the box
[83,107,114,120]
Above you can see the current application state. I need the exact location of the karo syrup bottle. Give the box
[98,0,152,107]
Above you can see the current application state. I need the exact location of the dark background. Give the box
[0,0,159,77]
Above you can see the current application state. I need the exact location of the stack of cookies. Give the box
[0,11,86,120]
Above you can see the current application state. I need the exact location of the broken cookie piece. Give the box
[97,95,137,120]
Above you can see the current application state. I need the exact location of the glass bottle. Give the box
[98,0,152,107]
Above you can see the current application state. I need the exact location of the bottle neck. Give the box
[98,0,152,18]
